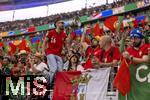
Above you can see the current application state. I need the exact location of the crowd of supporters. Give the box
[0,0,149,100]
[0,0,142,32]
[0,19,149,99]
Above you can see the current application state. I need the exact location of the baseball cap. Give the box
[130,28,144,39]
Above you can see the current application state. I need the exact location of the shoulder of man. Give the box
[139,44,148,51]
[126,46,133,52]
[46,29,55,37]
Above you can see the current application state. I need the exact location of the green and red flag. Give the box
[104,16,124,32]
[115,63,150,100]
[128,20,138,28]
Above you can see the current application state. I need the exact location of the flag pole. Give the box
[126,95,128,100]
[47,5,49,16]
[11,10,16,21]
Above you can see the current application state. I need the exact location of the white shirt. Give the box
[34,62,49,75]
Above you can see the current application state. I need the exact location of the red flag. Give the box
[53,71,81,100]
[132,20,138,28]
[93,23,103,36]
[28,26,36,33]
[17,40,26,50]
[0,42,3,47]
[8,42,17,55]
[70,32,76,40]
[85,37,91,44]
[141,19,147,27]
[86,27,92,35]
[113,58,131,96]
[104,16,123,32]
[17,40,30,52]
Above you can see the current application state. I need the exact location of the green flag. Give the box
[3,42,8,55]
[25,36,32,50]
[128,21,134,29]
[15,30,21,35]
[119,63,150,100]
[117,16,124,32]
[38,40,43,52]
[125,3,137,12]
[31,42,39,53]
[80,15,90,23]
[37,24,49,31]
[119,37,125,53]
[119,32,126,53]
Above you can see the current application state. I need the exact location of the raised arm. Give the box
[42,32,49,55]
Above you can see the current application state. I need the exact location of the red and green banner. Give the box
[117,63,150,100]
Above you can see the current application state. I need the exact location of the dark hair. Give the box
[68,54,80,71]
[54,19,61,27]
[69,54,80,64]
[0,56,3,60]
[43,56,47,63]
[4,56,10,62]
[91,38,97,42]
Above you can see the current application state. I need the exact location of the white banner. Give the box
[77,67,111,100]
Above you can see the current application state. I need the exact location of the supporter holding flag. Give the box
[116,28,150,100]
[80,24,101,70]
[123,28,149,64]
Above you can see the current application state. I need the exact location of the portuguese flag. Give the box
[53,71,81,100]
[117,63,150,100]
[104,16,124,32]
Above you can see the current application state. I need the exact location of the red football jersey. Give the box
[46,29,66,56]
[127,44,149,58]
[99,46,121,63]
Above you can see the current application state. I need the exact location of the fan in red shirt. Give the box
[42,19,66,85]
[91,35,121,68]
[83,38,101,70]
[123,28,149,64]
[46,29,66,56]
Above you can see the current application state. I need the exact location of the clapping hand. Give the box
[123,51,130,59]
[91,56,100,69]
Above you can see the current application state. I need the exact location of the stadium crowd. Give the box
[0,0,149,100]
[0,0,143,32]
[0,18,150,99]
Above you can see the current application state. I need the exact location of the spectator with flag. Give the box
[114,28,150,100]
[80,24,101,70]
[123,28,149,64]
